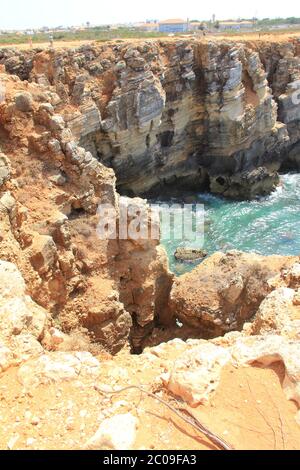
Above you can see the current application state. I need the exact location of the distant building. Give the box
[219,21,254,31]
[159,19,188,33]
[138,21,159,32]
[189,21,206,31]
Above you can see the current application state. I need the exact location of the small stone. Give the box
[15,92,34,112]
[85,413,139,450]
[26,438,36,446]
[31,416,40,426]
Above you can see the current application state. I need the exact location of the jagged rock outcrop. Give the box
[0,71,171,353]
[169,251,297,337]
[1,38,298,199]
[245,261,300,339]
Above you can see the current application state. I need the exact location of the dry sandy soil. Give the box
[0,347,299,451]
[1,31,300,51]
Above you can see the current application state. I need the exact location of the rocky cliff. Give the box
[0,37,300,449]
[0,36,300,351]
[0,71,172,353]
[1,37,299,199]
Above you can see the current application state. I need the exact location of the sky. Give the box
[0,0,299,30]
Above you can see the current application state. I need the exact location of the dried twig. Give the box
[94,384,234,451]
[244,372,277,450]
[263,384,287,450]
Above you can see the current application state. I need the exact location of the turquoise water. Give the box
[159,174,300,275]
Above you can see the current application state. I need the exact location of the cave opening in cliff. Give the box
[159,130,175,148]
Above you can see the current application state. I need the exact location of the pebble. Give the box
[31,417,40,426]
[26,438,36,446]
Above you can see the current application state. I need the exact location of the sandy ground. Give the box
[0,347,299,451]
[0,31,300,51]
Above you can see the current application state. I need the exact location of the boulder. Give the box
[164,342,231,406]
[230,335,300,408]
[169,251,296,337]
[0,260,48,367]
[15,91,34,112]
[30,234,57,275]
[250,287,296,336]
[0,296,47,339]
[85,413,139,450]
[0,343,13,373]
[162,333,300,420]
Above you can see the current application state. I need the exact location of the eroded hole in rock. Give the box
[69,207,86,220]
[159,130,174,148]
[216,176,226,186]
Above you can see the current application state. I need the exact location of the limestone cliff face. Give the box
[1,37,299,199]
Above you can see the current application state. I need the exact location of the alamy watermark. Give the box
[97,200,205,245]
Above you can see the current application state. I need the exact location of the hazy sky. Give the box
[0,0,299,29]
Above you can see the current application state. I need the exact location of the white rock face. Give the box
[230,335,300,408]
[18,351,101,388]
[0,296,46,340]
[251,287,296,335]
[85,413,139,450]
[0,260,26,299]
[162,333,300,419]
[0,260,48,369]
[164,343,231,406]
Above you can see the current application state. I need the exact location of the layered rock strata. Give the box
[1,38,299,199]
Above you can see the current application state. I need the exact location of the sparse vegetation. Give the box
[0,27,169,46]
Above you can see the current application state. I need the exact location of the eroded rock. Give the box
[169,251,296,337]
[164,342,231,406]
[85,413,139,450]
[18,351,101,388]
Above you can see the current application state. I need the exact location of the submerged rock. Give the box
[174,247,207,262]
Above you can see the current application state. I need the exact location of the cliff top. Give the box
[0,30,300,51]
